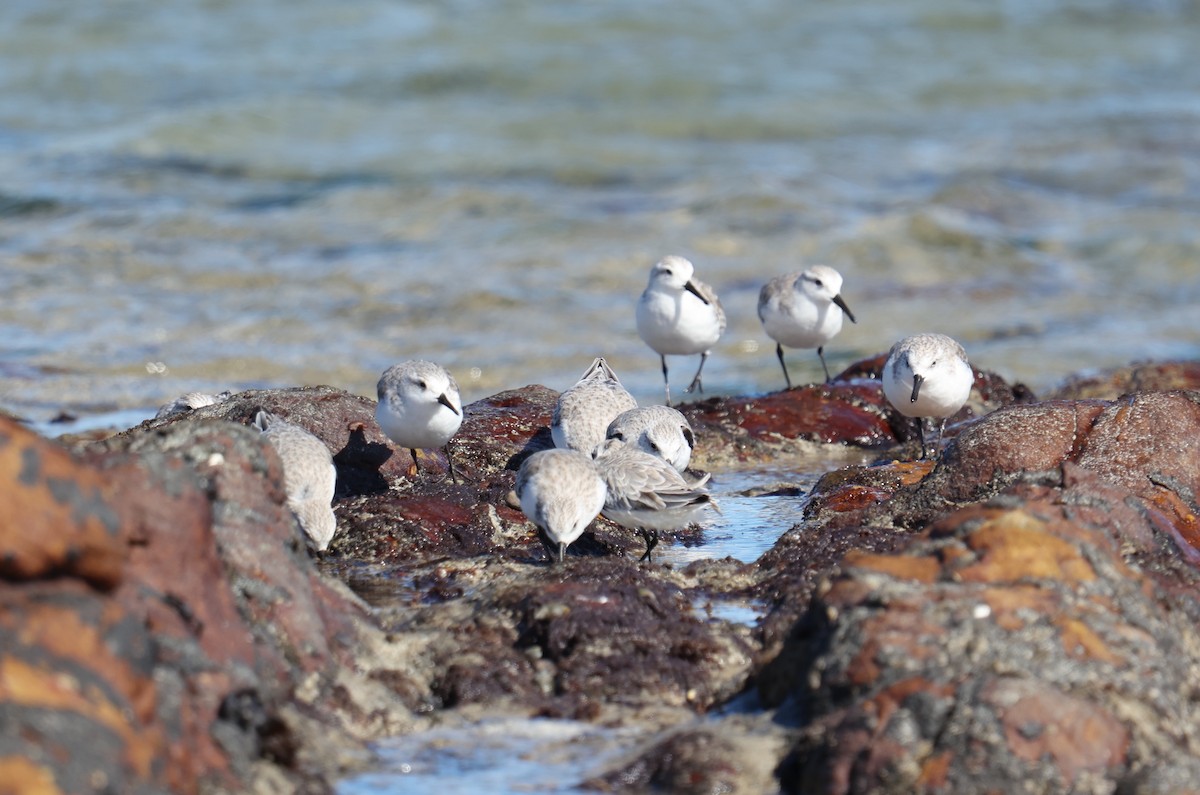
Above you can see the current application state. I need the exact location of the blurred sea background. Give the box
[2,0,1199,433]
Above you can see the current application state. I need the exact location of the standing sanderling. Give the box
[881,333,973,460]
[592,437,716,563]
[605,405,695,473]
[636,255,726,406]
[376,360,464,481]
[515,448,608,564]
[758,265,857,387]
[551,358,638,455]
[254,410,338,551]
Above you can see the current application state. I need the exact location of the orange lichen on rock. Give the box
[1056,617,1124,665]
[956,512,1096,584]
[916,749,953,789]
[819,484,894,513]
[0,417,127,589]
[889,459,936,486]
[979,584,1059,632]
[843,549,941,584]
[0,655,160,779]
[0,756,61,795]
[844,611,944,687]
[1145,485,1200,559]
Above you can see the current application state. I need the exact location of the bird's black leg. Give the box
[660,355,672,406]
[776,342,792,390]
[638,528,659,563]
[444,441,459,483]
[916,418,929,460]
[685,351,709,395]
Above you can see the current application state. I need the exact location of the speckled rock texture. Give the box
[3,358,1198,794]
[758,388,1200,794]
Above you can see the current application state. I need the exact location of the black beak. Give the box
[684,280,710,306]
[438,393,460,416]
[834,294,856,324]
[910,374,924,403]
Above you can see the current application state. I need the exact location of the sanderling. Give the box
[254,411,337,551]
[376,360,463,481]
[550,357,638,456]
[515,448,608,563]
[636,255,726,406]
[758,265,857,387]
[592,437,716,563]
[881,333,973,459]
[156,390,232,419]
[605,405,695,473]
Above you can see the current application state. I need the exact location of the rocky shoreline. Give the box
[2,357,1199,794]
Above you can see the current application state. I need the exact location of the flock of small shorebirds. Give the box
[160,255,975,563]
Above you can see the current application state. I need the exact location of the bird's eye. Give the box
[649,441,660,452]
[610,431,625,442]
[813,278,823,287]
[417,379,427,389]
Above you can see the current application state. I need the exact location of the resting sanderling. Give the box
[515,448,608,564]
[636,255,726,406]
[156,390,232,419]
[758,265,857,387]
[551,358,638,456]
[376,360,463,481]
[254,411,337,551]
[881,333,973,460]
[592,437,715,563]
[605,405,695,473]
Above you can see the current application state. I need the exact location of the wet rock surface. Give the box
[2,357,1198,793]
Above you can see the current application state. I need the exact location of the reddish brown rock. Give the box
[769,498,1200,794]
[3,407,419,794]
[0,417,126,589]
[678,356,1033,467]
[755,384,1200,793]
[5,358,1198,795]
[0,581,171,795]
[682,381,897,464]
[1050,359,1200,400]
[907,391,1200,554]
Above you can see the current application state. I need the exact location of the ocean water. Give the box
[2,0,1198,430]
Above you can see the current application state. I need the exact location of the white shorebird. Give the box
[515,448,608,564]
[376,360,464,481]
[636,255,726,406]
[605,405,695,473]
[758,265,857,387]
[881,333,973,459]
[592,437,716,563]
[551,358,638,455]
[254,411,338,551]
[156,390,232,419]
